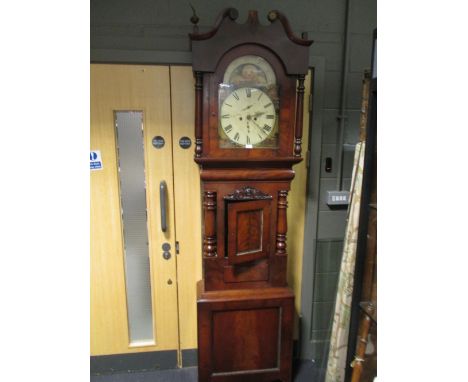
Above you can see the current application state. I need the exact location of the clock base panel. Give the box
[197,280,294,382]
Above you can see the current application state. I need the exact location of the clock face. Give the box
[220,87,276,147]
[218,55,280,149]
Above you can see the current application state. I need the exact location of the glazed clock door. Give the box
[217,54,280,150]
[91,64,179,356]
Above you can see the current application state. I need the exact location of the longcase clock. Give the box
[189,8,312,382]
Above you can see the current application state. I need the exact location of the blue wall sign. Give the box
[90,150,103,171]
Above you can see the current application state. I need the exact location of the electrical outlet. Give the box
[326,191,350,206]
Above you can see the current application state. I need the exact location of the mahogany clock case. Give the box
[190,8,312,382]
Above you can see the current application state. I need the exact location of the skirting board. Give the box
[91,343,297,374]
[182,349,198,367]
[91,350,177,375]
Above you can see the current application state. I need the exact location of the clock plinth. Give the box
[197,281,294,382]
[190,8,312,381]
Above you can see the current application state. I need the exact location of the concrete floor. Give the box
[91,360,324,382]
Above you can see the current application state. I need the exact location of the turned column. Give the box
[294,74,306,157]
[194,71,203,157]
[275,190,289,256]
[203,191,217,257]
[350,312,373,382]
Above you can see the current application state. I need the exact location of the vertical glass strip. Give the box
[115,111,154,344]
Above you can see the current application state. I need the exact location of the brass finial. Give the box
[189,2,199,25]
[267,10,278,22]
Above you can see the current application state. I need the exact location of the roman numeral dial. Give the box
[220,87,277,147]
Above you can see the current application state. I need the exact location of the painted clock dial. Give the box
[218,55,280,149]
[223,55,276,86]
[220,87,276,147]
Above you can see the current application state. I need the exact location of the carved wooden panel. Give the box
[227,199,271,265]
[224,186,272,201]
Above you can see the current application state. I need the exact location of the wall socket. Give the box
[326,190,350,206]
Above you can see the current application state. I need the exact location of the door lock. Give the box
[162,243,171,260]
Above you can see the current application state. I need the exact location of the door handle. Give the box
[160,180,167,232]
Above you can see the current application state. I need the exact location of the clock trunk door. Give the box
[227,199,272,265]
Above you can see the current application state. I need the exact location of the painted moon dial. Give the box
[220,87,276,146]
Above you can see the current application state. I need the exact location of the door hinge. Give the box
[308,93,313,112]
[306,150,311,168]
[175,241,180,255]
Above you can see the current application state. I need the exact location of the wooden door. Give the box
[91,64,179,356]
[168,66,202,356]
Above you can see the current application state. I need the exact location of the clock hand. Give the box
[241,104,254,111]
[223,110,243,118]
[250,119,267,136]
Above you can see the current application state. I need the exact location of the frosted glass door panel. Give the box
[115,111,154,344]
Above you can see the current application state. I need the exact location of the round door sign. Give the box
[152,136,165,149]
[179,136,192,149]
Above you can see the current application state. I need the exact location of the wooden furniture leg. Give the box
[350,311,373,382]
